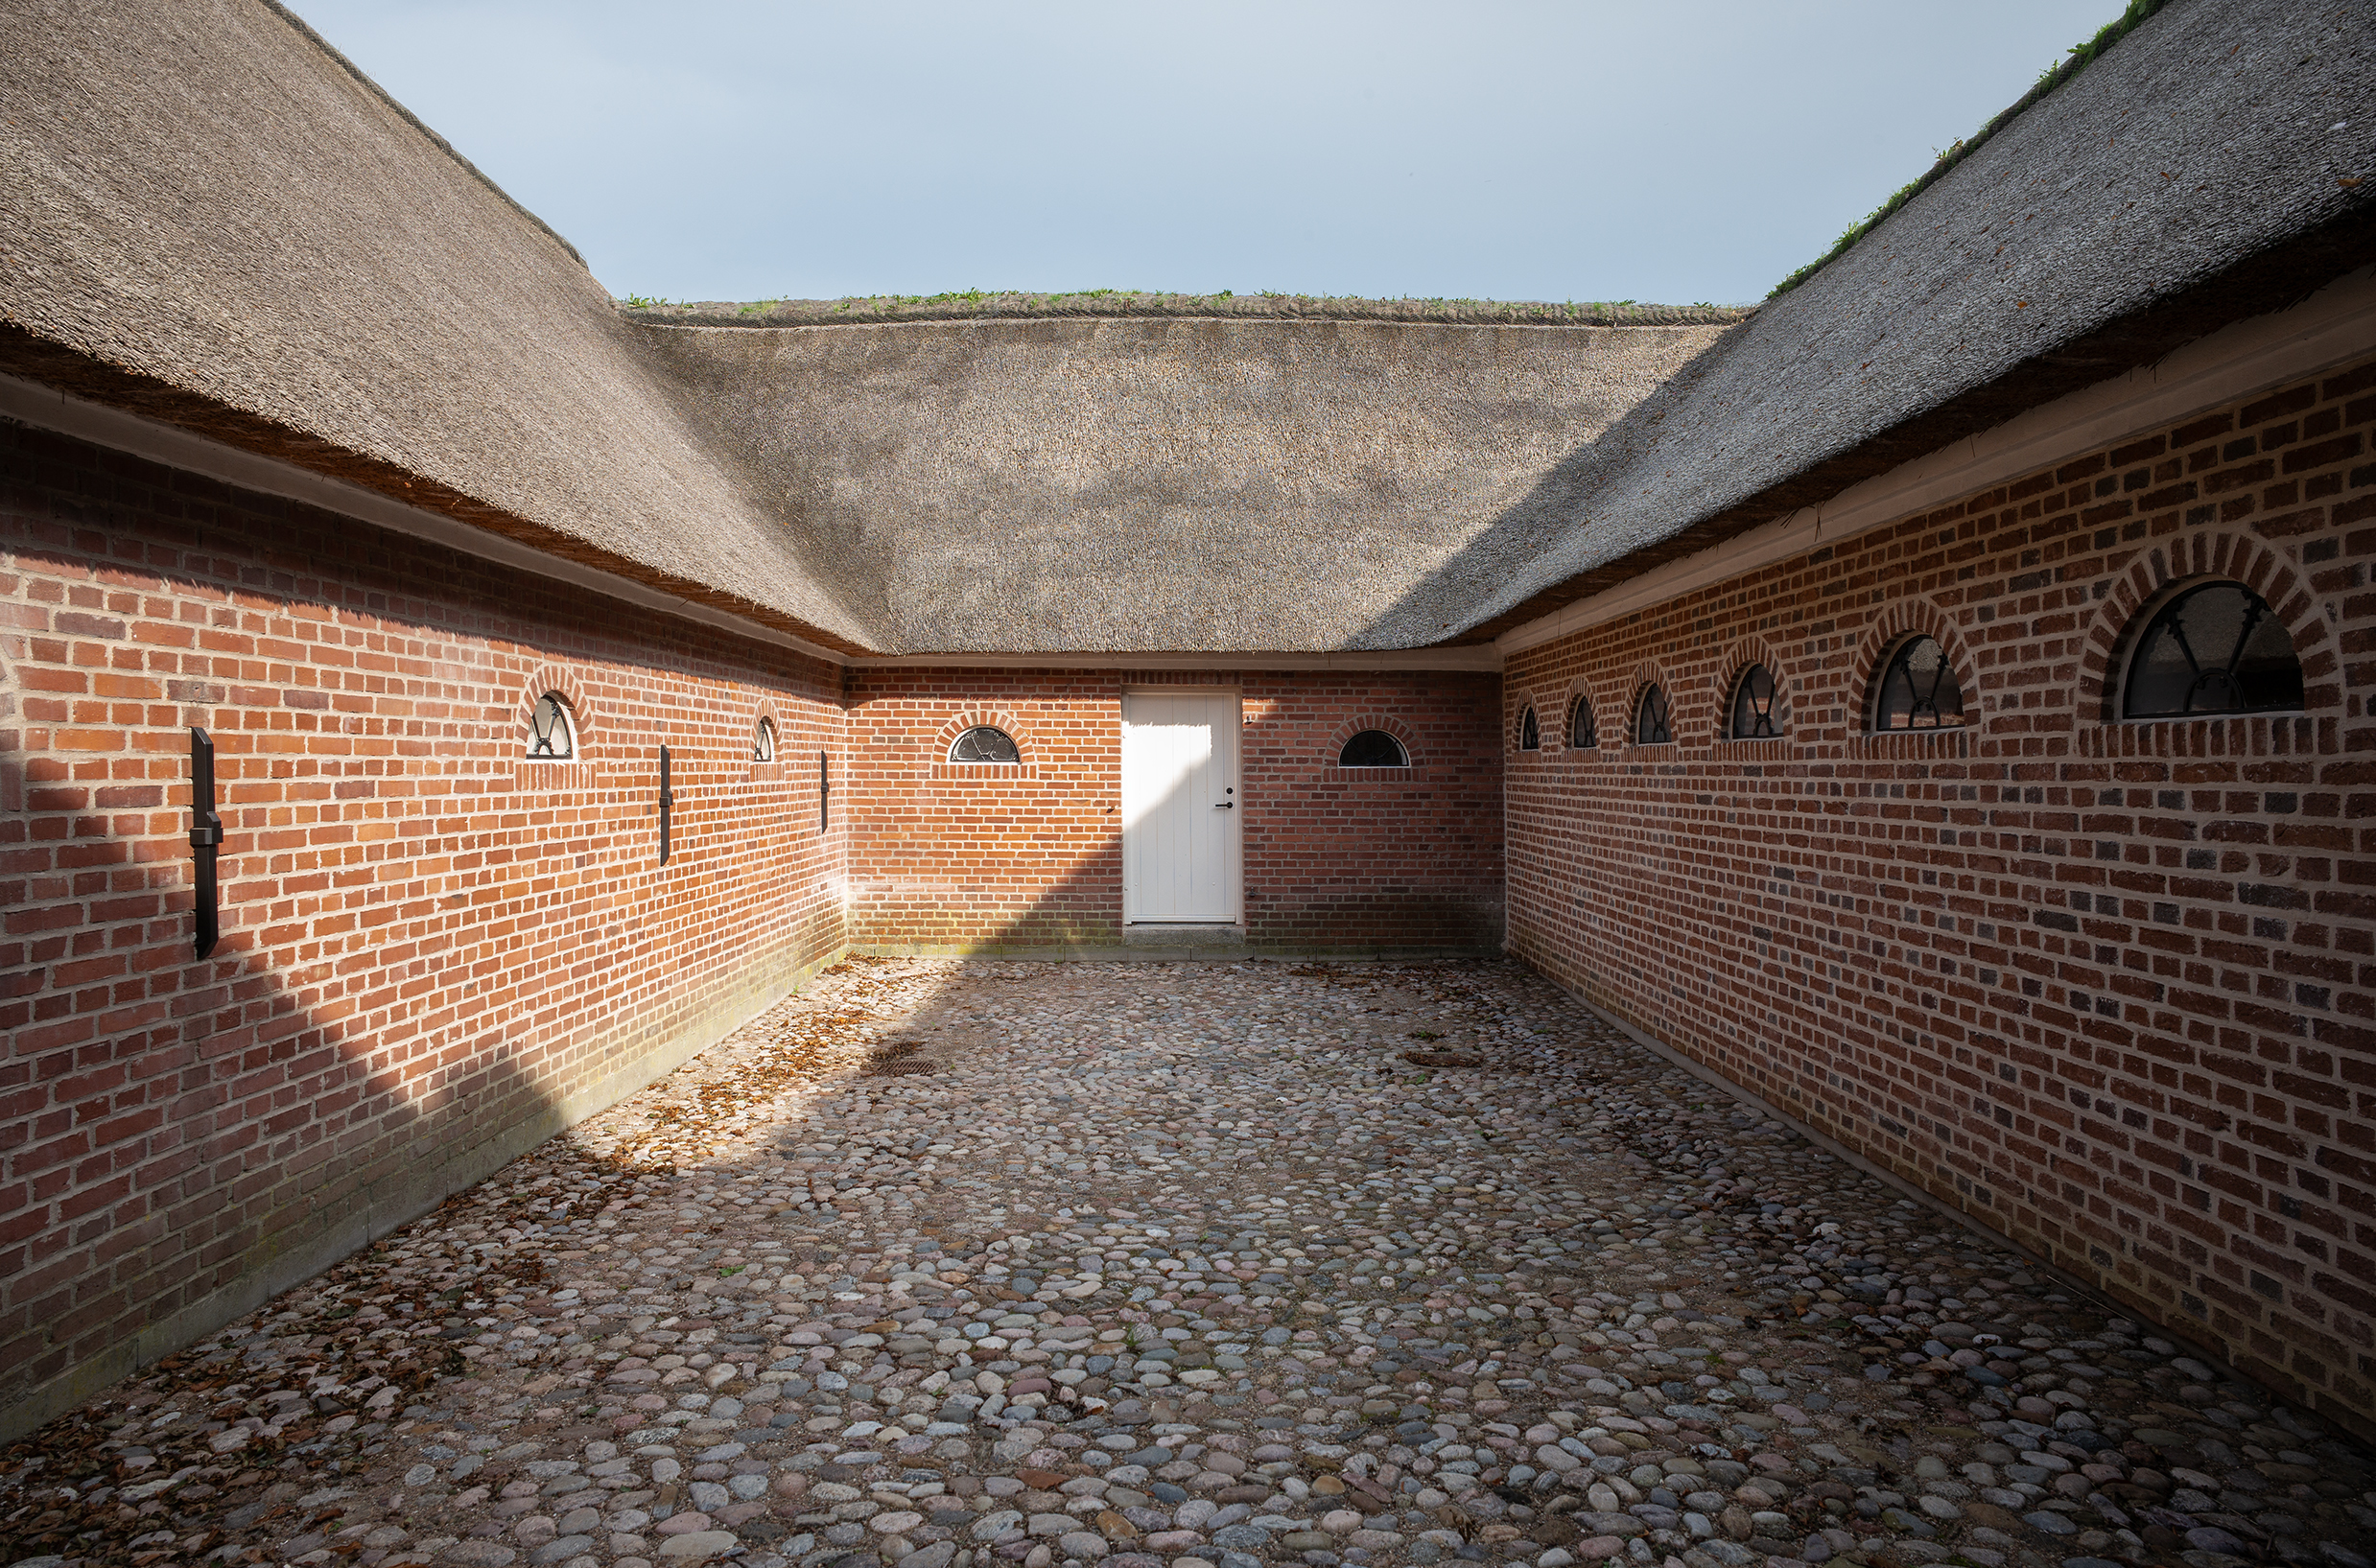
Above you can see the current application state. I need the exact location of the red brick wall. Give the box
[1503,355,2376,1434]
[1242,671,1502,948]
[0,419,849,1434]
[845,668,1502,950]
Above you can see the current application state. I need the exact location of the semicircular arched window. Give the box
[1340,727,1406,764]
[1517,706,1541,751]
[1634,685,1671,745]
[1568,693,1597,750]
[1873,635,1965,730]
[2124,580,2304,719]
[753,716,777,761]
[1339,729,1408,768]
[949,725,1022,764]
[527,692,576,760]
[1729,664,1780,738]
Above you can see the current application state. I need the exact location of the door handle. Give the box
[1214,802,1234,809]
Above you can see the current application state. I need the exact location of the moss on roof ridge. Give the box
[1767,0,2176,297]
[616,291,1755,329]
[1769,0,2173,298]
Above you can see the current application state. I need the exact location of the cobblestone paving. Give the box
[8,958,2375,1568]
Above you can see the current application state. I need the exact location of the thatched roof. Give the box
[0,0,874,654]
[2,0,2366,659]
[1364,0,2376,646]
[626,315,1734,653]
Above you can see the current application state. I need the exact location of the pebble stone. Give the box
[7,957,2376,1568]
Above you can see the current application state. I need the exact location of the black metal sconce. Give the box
[189,727,223,959]
[658,744,674,865]
[819,750,831,832]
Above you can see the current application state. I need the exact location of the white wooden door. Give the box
[1121,690,1240,923]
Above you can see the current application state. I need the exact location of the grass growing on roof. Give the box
[1767,0,2173,298]
[613,290,1755,327]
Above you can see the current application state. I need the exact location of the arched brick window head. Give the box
[528,693,576,759]
[1339,730,1408,767]
[1874,636,1965,730]
[950,726,1021,763]
[2124,581,2303,719]
[753,716,777,762]
[1635,686,1671,745]
[1729,665,1779,739]
[1517,706,1541,751]
[1568,694,1597,750]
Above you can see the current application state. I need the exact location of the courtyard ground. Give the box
[5,957,2372,1568]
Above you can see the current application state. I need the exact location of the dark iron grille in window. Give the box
[753,716,776,761]
[1339,729,1408,767]
[1568,694,1597,749]
[528,693,574,759]
[2124,581,2303,718]
[1729,665,1779,738]
[1635,686,1670,745]
[1517,706,1540,751]
[1874,636,1965,730]
[950,725,1021,764]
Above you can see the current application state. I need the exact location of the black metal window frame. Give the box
[1517,705,1541,751]
[753,715,777,761]
[1728,664,1781,739]
[2121,579,2305,720]
[1338,729,1409,768]
[1871,634,1967,732]
[1568,693,1597,750]
[948,725,1022,764]
[1634,684,1671,745]
[527,691,576,759]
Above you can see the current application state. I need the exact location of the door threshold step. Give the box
[1122,923,1246,947]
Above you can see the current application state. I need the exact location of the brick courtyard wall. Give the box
[845,668,1502,950]
[0,420,849,1438]
[1502,354,2376,1435]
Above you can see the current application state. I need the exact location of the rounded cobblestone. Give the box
[6,959,2376,1568]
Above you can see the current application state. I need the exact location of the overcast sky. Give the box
[294,0,2115,307]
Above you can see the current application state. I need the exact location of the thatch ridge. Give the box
[1768,0,2172,297]
[257,0,587,271]
[620,293,1754,330]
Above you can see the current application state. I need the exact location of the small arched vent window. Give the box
[1517,706,1541,751]
[1874,636,1965,730]
[1339,730,1408,767]
[528,693,576,760]
[2124,581,2303,719]
[1568,693,1597,750]
[949,725,1021,764]
[1729,665,1780,738]
[753,716,777,762]
[1635,685,1671,745]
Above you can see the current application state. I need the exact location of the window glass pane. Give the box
[1874,636,1964,730]
[2125,582,2303,717]
[1339,730,1408,767]
[1635,686,1670,745]
[1518,707,1540,751]
[529,693,574,759]
[1729,665,1779,738]
[950,726,1021,763]
[1569,695,1596,749]
[753,718,776,761]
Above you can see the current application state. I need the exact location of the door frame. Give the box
[1119,685,1243,924]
